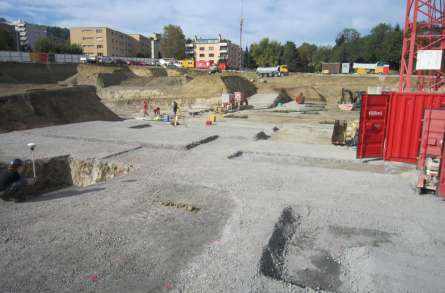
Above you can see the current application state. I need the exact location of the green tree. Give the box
[297,42,317,72]
[0,28,14,51]
[250,38,283,67]
[335,28,360,46]
[243,46,256,69]
[34,37,83,54]
[34,37,55,53]
[281,41,299,72]
[160,25,186,59]
[312,46,333,72]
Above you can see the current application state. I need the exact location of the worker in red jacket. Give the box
[143,99,149,117]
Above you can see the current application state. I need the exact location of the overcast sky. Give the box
[1,0,404,46]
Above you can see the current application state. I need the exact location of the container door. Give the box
[357,94,390,159]
[418,109,445,169]
[438,135,445,198]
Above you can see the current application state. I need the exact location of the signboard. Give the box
[416,50,443,70]
[342,63,350,74]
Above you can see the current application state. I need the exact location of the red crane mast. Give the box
[400,0,445,92]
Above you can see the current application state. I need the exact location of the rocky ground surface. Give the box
[1,115,444,293]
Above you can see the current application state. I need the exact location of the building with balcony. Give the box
[188,35,242,69]
[70,27,160,58]
[12,20,47,51]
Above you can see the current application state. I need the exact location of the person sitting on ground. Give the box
[0,159,33,202]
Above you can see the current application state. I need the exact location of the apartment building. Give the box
[70,27,160,58]
[128,34,150,57]
[13,20,47,51]
[187,35,242,69]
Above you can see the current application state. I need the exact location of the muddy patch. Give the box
[260,208,396,291]
[228,151,244,159]
[254,131,271,141]
[160,200,201,213]
[129,123,152,129]
[185,135,219,150]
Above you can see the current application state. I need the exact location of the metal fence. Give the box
[0,51,158,65]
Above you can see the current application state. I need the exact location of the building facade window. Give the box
[199,47,205,51]
[209,53,214,57]
[199,54,205,57]
[209,47,214,50]
[97,45,103,49]
[96,29,102,33]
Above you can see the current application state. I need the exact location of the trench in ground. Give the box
[0,155,132,196]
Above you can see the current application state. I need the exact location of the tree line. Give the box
[244,23,402,72]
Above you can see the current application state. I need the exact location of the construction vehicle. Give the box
[180,59,195,69]
[256,65,289,77]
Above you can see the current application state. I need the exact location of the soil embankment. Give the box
[0,62,78,84]
[0,86,120,133]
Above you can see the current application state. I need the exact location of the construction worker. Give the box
[0,159,33,202]
[172,100,178,116]
[143,99,149,117]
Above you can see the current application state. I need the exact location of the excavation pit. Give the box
[0,155,132,197]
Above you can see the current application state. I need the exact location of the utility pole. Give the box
[240,0,244,70]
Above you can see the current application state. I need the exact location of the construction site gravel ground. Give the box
[1,116,444,293]
[0,64,443,292]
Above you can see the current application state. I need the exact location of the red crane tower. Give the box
[399,0,445,92]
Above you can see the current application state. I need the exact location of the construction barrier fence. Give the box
[0,51,157,65]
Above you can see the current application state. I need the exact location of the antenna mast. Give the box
[240,0,244,69]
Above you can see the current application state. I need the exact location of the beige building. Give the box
[70,27,158,58]
[128,34,150,57]
[187,35,242,69]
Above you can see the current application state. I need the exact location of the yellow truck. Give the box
[256,65,289,77]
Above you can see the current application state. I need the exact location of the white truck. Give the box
[256,65,289,77]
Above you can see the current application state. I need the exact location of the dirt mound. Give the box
[0,63,78,84]
[67,64,124,86]
[180,75,257,100]
[222,76,257,97]
[282,86,326,103]
[129,66,167,77]
[252,73,399,107]
[0,86,120,132]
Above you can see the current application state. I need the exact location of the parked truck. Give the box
[256,65,289,77]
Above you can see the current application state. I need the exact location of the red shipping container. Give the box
[384,92,445,163]
[417,109,445,169]
[417,109,445,196]
[439,144,445,198]
[357,93,390,159]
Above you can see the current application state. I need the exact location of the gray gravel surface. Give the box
[1,118,444,292]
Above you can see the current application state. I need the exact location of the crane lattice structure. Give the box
[400,0,445,92]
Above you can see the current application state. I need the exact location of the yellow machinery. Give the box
[180,59,195,69]
[279,65,289,76]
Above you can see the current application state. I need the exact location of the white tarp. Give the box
[353,63,377,70]
[416,50,443,70]
[342,63,350,74]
